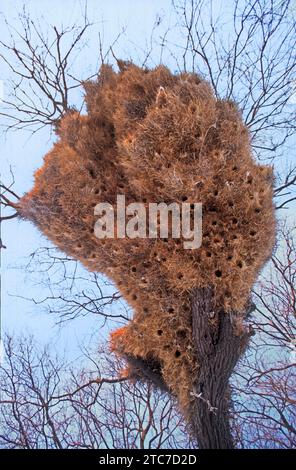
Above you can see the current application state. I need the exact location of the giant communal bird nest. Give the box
[17,62,276,412]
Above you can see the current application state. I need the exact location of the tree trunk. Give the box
[190,287,252,449]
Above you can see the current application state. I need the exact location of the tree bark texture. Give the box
[190,287,252,449]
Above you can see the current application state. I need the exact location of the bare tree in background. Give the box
[0,335,193,449]
[0,0,295,449]
[0,6,124,133]
[232,226,296,448]
[19,246,127,325]
[170,0,296,208]
[0,8,91,132]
